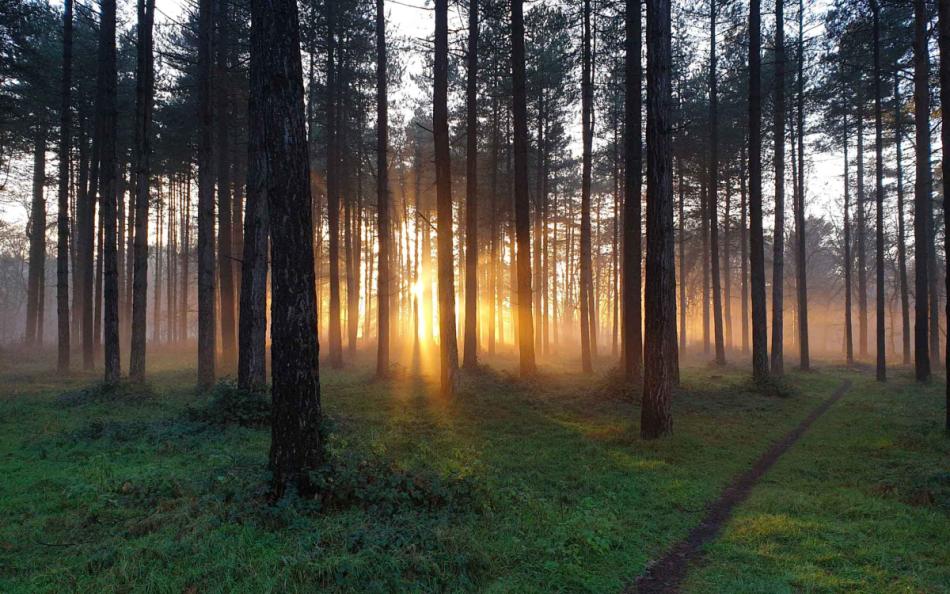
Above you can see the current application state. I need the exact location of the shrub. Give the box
[189,381,271,427]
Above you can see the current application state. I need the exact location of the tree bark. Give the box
[325,1,343,368]
[843,109,854,365]
[771,0,785,375]
[937,0,950,431]
[708,0,725,365]
[511,0,536,376]
[98,0,120,384]
[197,0,216,389]
[129,0,155,383]
[26,121,47,345]
[740,147,749,354]
[623,0,642,381]
[580,0,594,373]
[250,0,323,498]
[238,19,269,394]
[794,0,809,370]
[376,0,391,376]
[434,0,459,394]
[913,0,931,380]
[216,4,236,369]
[56,0,72,371]
[748,0,768,380]
[462,0,479,370]
[872,0,886,381]
[642,0,676,439]
[937,0,950,433]
[857,92,868,360]
[894,72,911,366]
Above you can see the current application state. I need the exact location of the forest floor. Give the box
[0,348,947,593]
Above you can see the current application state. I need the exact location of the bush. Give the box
[308,450,483,516]
[57,382,156,407]
[189,381,271,427]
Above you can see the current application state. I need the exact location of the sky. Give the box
[0,0,891,234]
[154,0,851,226]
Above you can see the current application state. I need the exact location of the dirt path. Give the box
[626,379,853,594]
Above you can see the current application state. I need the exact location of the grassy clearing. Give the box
[682,368,950,593]
[0,349,945,592]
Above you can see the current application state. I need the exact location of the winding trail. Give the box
[626,379,853,594]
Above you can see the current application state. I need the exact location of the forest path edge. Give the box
[626,378,853,594]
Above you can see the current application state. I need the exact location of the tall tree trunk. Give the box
[701,173,709,353]
[376,0,391,376]
[81,130,99,370]
[795,0,809,370]
[724,176,732,349]
[678,157,686,353]
[857,93,868,360]
[642,0,676,438]
[216,5,236,369]
[180,172,190,342]
[936,0,950,432]
[463,0,479,369]
[129,0,154,383]
[913,0,931,381]
[771,0,785,375]
[740,147,749,353]
[98,0,120,384]
[488,99,498,355]
[843,109,854,364]
[325,1,343,368]
[249,0,323,497]
[26,121,47,345]
[511,0,536,376]
[238,26,269,393]
[434,0,459,394]
[894,72,911,366]
[708,0,725,365]
[580,0,594,373]
[623,0,642,381]
[872,0,886,381]
[197,0,216,389]
[57,0,72,371]
[748,0,769,380]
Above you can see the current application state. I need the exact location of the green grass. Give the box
[682,368,950,593]
[0,350,946,593]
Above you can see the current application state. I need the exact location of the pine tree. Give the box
[434,0,459,394]
[130,0,155,383]
[623,0,642,381]
[512,0,536,376]
[748,0,769,380]
[56,0,73,372]
[642,0,677,438]
[376,0,391,377]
